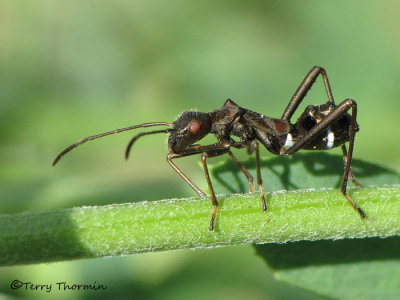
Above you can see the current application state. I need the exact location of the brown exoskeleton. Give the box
[53,66,364,230]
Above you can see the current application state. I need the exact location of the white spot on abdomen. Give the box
[327,128,335,149]
[284,133,294,148]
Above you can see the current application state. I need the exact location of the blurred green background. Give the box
[1,1,399,299]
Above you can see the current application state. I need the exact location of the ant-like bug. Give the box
[53,66,364,231]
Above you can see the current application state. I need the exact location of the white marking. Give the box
[284,133,294,148]
[327,128,335,149]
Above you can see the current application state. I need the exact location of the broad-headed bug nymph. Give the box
[53,66,364,231]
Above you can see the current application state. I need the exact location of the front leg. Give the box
[167,143,233,197]
[201,152,219,231]
[167,153,207,198]
[167,142,238,231]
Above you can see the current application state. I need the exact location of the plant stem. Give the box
[1,185,399,266]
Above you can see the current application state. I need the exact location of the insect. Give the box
[53,66,364,231]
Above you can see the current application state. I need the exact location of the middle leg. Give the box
[228,150,255,193]
[254,141,267,211]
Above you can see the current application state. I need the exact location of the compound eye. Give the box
[189,120,201,133]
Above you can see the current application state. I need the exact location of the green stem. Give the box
[1,185,399,266]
